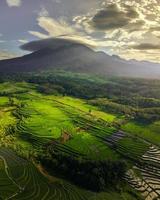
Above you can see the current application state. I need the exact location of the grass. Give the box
[0,108,16,136]
[65,132,119,160]
[24,99,73,139]
[117,137,149,159]
[47,96,117,122]
[0,96,9,106]
[122,121,160,146]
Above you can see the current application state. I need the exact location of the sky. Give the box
[0,0,160,62]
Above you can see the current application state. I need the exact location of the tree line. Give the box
[40,151,127,192]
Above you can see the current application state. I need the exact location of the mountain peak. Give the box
[0,38,160,79]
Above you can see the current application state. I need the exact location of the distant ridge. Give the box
[0,38,160,79]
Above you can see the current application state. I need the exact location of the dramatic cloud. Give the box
[29,12,97,47]
[21,37,94,52]
[90,4,140,30]
[6,0,22,7]
[21,38,79,51]
[72,0,160,62]
[1,0,160,62]
[36,17,76,37]
[131,43,160,50]
[29,12,78,39]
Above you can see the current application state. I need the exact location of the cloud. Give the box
[27,1,160,63]
[150,26,160,32]
[20,38,93,52]
[36,16,77,37]
[0,50,17,60]
[118,48,160,63]
[72,1,160,62]
[6,0,22,7]
[38,6,49,17]
[131,43,160,50]
[90,4,140,30]
[29,15,83,40]
[29,13,97,47]
[18,39,28,44]
[28,31,48,39]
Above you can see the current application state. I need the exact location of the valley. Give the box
[0,73,159,200]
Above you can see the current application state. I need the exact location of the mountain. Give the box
[0,38,160,79]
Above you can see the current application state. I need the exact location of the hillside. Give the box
[0,72,160,200]
[0,38,160,79]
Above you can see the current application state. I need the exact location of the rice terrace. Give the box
[0,72,159,200]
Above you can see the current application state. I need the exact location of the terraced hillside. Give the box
[0,80,159,200]
[122,122,160,147]
[0,148,90,200]
[125,145,160,200]
[10,90,118,161]
[0,148,141,200]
